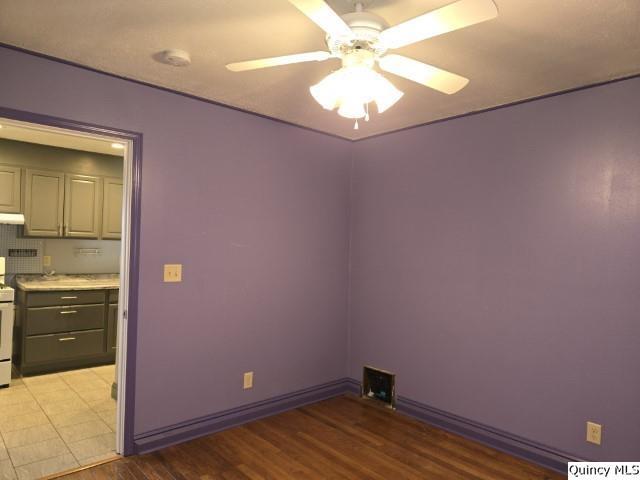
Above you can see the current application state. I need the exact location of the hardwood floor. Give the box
[59,395,564,480]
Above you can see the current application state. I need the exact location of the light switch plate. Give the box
[243,371,253,390]
[163,264,182,283]
[43,256,52,267]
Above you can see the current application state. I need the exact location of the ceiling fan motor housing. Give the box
[327,10,389,62]
[226,0,496,121]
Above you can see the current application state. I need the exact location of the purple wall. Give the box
[3,44,639,463]
[349,77,640,460]
[0,46,351,435]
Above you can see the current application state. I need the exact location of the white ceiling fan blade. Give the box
[379,0,497,49]
[226,51,331,72]
[288,0,354,39]
[379,54,469,94]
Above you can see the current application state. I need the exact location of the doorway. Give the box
[0,109,140,478]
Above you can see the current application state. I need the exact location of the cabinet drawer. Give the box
[26,290,106,307]
[26,304,105,336]
[108,290,119,304]
[25,329,105,364]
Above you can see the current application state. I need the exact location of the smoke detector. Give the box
[156,49,191,67]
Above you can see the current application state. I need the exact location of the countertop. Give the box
[16,274,120,291]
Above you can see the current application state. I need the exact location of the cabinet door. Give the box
[64,174,102,238]
[0,165,21,213]
[102,177,123,239]
[107,304,118,353]
[24,169,65,237]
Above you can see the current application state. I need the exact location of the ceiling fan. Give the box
[226,0,498,128]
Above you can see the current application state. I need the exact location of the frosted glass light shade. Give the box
[310,65,403,119]
[310,70,343,110]
[371,74,404,113]
[338,101,367,119]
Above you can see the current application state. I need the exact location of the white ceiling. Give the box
[0,0,639,140]
[0,119,125,156]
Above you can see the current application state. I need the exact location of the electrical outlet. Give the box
[586,421,602,445]
[243,371,253,390]
[163,264,182,282]
[43,256,52,267]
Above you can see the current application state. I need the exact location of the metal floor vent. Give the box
[362,366,396,409]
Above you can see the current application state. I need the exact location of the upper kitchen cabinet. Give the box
[24,169,65,236]
[64,174,102,238]
[0,164,21,213]
[102,177,123,239]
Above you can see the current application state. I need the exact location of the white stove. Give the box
[0,284,15,302]
[0,257,15,387]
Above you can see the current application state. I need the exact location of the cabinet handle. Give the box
[60,296,77,300]
[59,310,77,315]
[58,337,76,342]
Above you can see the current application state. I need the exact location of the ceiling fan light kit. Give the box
[309,61,404,118]
[226,0,498,129]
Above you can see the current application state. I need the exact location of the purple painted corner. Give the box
[2,42,640,467]
[349,76,640,461]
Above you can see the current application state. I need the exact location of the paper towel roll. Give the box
[0,257,5,276]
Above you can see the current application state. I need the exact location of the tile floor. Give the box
[0,365,117,480]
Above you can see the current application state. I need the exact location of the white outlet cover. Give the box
[586,421,602,445]
[243,371,253,389]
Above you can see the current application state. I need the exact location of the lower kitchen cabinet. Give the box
[106,289,118,356]
[25,304,105,335]
[15,288,117,375]
[107,303,118,354]
[25,330,105,364]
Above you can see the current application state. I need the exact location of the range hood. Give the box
[0,213,25,225]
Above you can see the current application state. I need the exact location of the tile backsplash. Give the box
[0,225,42,274]
[44,238,121,274]
[0,224,120,282]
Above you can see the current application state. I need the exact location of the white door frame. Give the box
[114,137,134,455]
[0,115,139,455]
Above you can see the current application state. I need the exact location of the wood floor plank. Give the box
[303,400,484,478]
[300,407,482,479]
[59,395,564,480]
[245,418,372,479]
[309,399,528,480]
[123,454,177,480]
[322,396,554,480]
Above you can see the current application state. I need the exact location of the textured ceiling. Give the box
[0,0,639,140]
